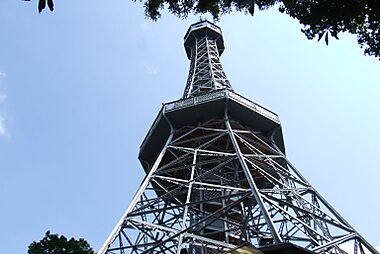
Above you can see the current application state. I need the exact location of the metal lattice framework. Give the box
[99,116,378,254]
[183,21,232,98]
[98,21,378,254]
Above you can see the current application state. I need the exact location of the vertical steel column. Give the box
[176,149,198,254]
[225,117,282,244]
[184,36,197,99]
[205,37,215,87]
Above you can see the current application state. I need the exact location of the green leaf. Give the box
[38,0,46,12]
[248,2,255,15]
[47,0,54,11]
[317,32,324,42]
[28,231,94,254]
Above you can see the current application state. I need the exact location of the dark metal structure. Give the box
[99,21,378,254]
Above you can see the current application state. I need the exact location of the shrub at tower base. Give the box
[28,231,94,254]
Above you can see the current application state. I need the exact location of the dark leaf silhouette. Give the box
[318,32,324,42]
[38,0,45,12]
[23,0,380,59]
[47,0,54,11]
[28,231,94,254]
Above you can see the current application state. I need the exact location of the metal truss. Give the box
[99,117,378,254]
[183,35,232,99]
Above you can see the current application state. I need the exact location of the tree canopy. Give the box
[25,0,380,60]
[28,231,94,254]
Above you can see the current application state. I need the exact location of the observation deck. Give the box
[184,20,225,59]
[139,89,285,173]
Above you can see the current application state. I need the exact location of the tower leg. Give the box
[100,117,379,254]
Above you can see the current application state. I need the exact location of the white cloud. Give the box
[0,72,9,138]
[146,65,158,75]
[140,22,149,31]
[0,96,6,137]
[0,115,6,137]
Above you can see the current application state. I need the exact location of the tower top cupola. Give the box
[182,20,233,98]
[184,20,225,59]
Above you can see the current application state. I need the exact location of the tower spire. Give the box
[183,20,232,98]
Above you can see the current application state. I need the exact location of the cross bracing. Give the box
[99,20,378,254]
[183,22,232,98]
[99,117,377,254]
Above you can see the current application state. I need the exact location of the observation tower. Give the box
[99,21,378,254]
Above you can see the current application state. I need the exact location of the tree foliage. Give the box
[25,0,380,59]
[28,231,94,254]
[280,1,380,58]
[24,0,54,12]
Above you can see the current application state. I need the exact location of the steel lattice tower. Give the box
[99,21,378,254]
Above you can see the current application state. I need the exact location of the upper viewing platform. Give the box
[139,88,285,173]
[184,20,225,59]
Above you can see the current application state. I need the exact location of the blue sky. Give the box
[0,1,379,253]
